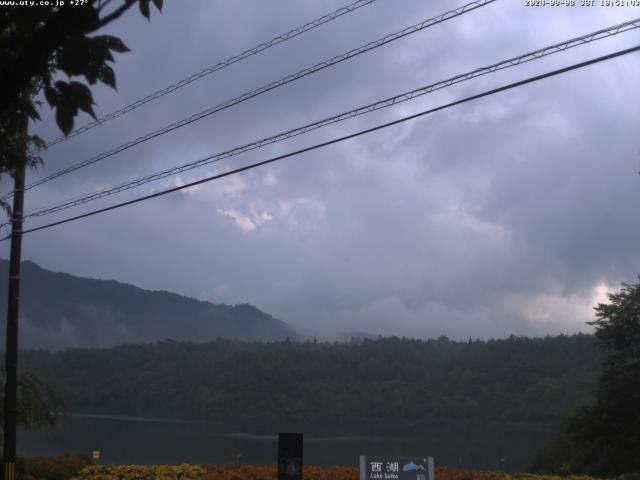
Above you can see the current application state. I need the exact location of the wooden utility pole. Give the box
[3,111,27,480]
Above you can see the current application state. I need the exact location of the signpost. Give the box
[278,433,303,480]
[359,456,434,480]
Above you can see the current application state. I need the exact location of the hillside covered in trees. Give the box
[0,260,297,349]
[19,335,598,433]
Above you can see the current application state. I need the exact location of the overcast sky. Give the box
[2,0,639,339]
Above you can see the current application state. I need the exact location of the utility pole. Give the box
[3,109,27,480]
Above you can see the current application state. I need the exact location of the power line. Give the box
[9,0,496,199]
[21,17,640,220]
[39,0,380,151]
[6,44,638,241]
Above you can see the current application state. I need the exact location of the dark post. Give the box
[3,112,27,480]
[278,433,303,480]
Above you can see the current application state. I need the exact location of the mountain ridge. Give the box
[0,258,297,349]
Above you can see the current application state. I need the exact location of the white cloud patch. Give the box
[169,175,201,194]
[496,282,617,335]
[216,208,273,233]
[262,172,277,186]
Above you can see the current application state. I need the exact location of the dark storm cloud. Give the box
[3,0,640,340]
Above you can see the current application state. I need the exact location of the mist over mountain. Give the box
[0,259,297,349]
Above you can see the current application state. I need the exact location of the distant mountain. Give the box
[0,259,297,349]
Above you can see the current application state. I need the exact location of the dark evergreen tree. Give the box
[531,278,640,475]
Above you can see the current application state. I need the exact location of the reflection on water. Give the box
[18,414,554,471]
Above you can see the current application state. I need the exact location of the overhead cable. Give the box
[6,44,638,240]
[21,17,640,220]
[39,0,380,150]
[9,0,496,200]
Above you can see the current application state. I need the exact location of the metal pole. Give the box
[3,112,27,480]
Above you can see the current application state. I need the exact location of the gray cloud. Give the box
[3,0,640,341]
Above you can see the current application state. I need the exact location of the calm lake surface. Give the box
[18,414,553,472]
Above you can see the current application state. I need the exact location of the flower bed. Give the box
[73,464,206,480]
[13,458,611,480]
[203,465,356,480]
[18,453,92,480]
[70,466,605,480]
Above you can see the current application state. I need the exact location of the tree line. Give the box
[17,334,599,433]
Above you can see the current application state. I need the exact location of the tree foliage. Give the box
[0,372,67,431]
[0,0,163,187]
[531,278,640,476]
[19,335,598,433]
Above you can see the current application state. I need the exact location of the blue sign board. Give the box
[359,456,434,480]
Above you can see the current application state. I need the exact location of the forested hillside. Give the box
[19,335,599,433]
[0,259,297,349]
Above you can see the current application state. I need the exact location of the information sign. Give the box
[359,456,434,480]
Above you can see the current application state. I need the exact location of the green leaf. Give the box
[67,81,97,120]
[139,0,150,19]
[43,84,59,107]
[56,34,93,78]
[28,134,46,151]
[102,34,130,53]
[97,64,116,89]
[56,34,127,89]
[55,102,74,136]
[23,100,41,121]
[81,64,100,85]
[89,35,114,63]
[54,80,87,133]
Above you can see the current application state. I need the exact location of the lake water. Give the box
[18,414,554,472]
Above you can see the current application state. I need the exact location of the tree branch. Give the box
[92,0,137,30]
